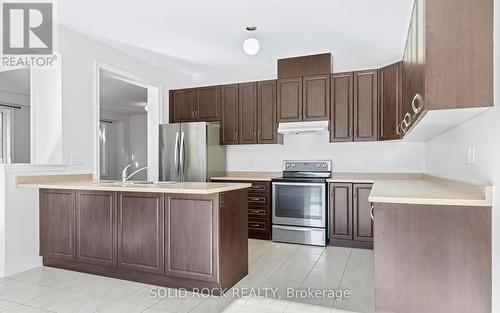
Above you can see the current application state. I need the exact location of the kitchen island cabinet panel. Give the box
[117,192,164,274]
[165,195,219,282]
[39,187,248,294]
[76,191,116,267]
[40,189,76,261]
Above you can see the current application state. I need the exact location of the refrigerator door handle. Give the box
[174,132,179,176]
[179,132,185,181]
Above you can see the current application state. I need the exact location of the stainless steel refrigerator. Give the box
[159,122,226,182]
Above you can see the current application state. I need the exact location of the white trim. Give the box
[93,61,163,181]
[1,256,42,278]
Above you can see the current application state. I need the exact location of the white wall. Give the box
[425,1,500,310]
[58,25,187,176]
[227,133,425,172]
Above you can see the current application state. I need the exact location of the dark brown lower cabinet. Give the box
[165,194,219,282]
[117,192,164,274]
[76,190,116,267]
[211,180,271,240]
[374,202,491,313]
[329,183,373,249]
[40,188,248,294]
[40,189,76,260]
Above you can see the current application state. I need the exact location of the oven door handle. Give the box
[272,182,326,187]
[273,225,318,231]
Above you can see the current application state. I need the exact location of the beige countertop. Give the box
[211,171,281,182]
[16,174,251,195]
[211,171,492,207]
[368,175,492,207]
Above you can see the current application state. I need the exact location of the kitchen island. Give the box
[17,174,251,294]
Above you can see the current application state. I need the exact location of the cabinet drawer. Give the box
[248,195,268,206]
[249,182,269,193]
[248,220,268,232]
[248,207,268,218]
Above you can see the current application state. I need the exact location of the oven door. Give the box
[272,182,326,227]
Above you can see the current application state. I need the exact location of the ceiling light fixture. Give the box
[243,26,260,56]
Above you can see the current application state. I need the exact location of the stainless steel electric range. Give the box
[271,160,332,246]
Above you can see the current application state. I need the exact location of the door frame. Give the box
[94,61,163,181]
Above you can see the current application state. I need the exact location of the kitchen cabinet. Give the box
[257,80,280,144]
[353,184,373,242]
[303,74,330,121]
[170,88,196,123]
[330,73,353,142]
[165,194,219,282]
[40,188,248,293]
[378,62,402,141]
[223,81,281,145]
[354,70,378,141]
[277,75,330,123]
[211,179,272,240]
[170,86,220,123]
[75,190,116,267]
[40,189,76,260]
[330,70,378,143]
[196,86,221,121]
[220,84,239,145]
[117,192,164,274]
[399,0,493,137]
[277,77,302,122]
[329,183,373,249]
[238,82,258,144]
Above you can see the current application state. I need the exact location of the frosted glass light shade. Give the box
[243,37,260,55]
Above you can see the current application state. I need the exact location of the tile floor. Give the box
[0,240,373,313]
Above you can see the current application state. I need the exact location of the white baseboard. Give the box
[2,256,42,278]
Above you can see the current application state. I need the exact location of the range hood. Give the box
[277,120,329,135]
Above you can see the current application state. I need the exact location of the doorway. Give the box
[0,68,31,164]
[95,63,162,182]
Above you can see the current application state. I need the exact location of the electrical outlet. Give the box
[70,154,84,165]
[363,155,370,166]
[467,146,476,165]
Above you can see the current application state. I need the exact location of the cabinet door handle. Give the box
[370,204,374,221]
[411,93,424,114]
[192,110,196,119]
[253,131,256,141]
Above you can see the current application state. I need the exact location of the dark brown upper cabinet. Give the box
[303,74,330,121]
[257,80,279,144]
[277,77,303,122]
[196,86,220,121]
[170,89,196,123]
[40,189,76,261]
[278,53,332,79]
[220,84,239,145]
[379,62,402,141]
[238,82,258,144]
[330,72,353,142]
[399,0,492,137]
[353,70,378,142]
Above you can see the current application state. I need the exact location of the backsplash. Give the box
[226,132,425,172]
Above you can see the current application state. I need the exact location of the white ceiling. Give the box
[58,0,414,80]
[99,69,148,115]
[0,68,30,96]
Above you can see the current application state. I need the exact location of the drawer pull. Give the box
[249,197,264,202]
[249,210,265,214]
[249,223,262,228]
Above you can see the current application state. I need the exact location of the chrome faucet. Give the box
[122,163,149,183]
